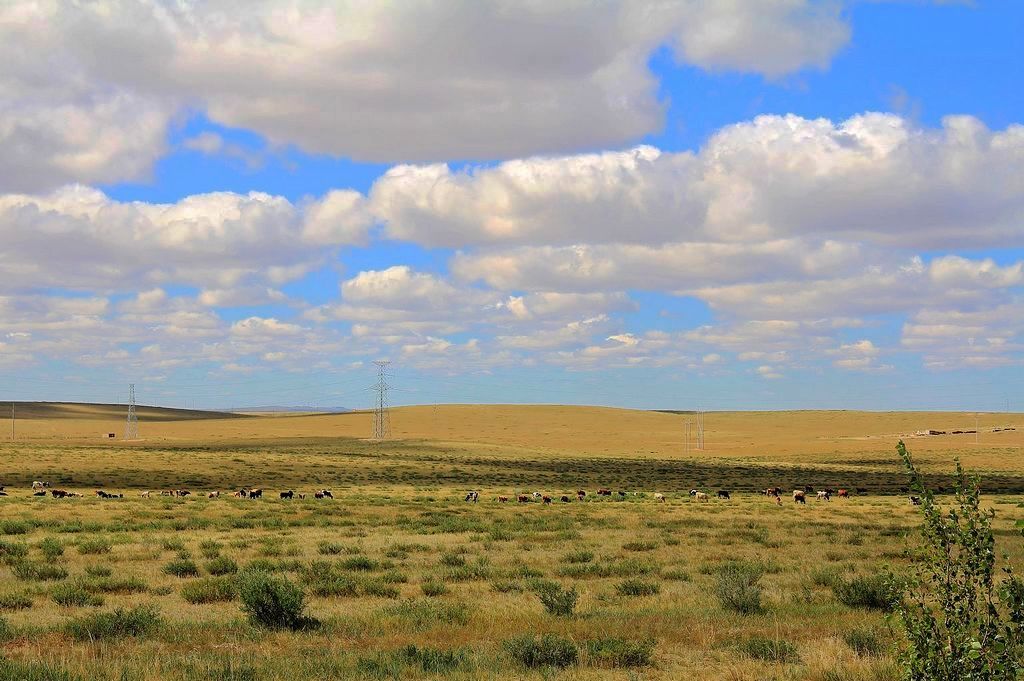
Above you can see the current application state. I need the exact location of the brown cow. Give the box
[517,494,530,503]
[597,488,612,496]
[560,495,571,503]
[542,496,552,504]
[280,490,294,499]
[498,496,509,502]
[837,489,849,498]
[793,490,806,504]
[249,488,263,499]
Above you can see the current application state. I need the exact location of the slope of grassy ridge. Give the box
[0,401,244,421]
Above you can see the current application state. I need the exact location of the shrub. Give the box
[65,604,162,641]
[12,561,68,582]
[714,561,765,615]
[159,538,185,552]
[421,580,447,597]
[301,561,358,597]
[0,541,29,563]
[237,569,310,630]
[76,538,111,555]
[398,644,465,673]
[534,582,579,617]
[181,576,238,604]
[616,579,660,597]
[0,592,33,610]
[163,558,199,578]
[662,568,691,581]
[844,627,885,656]
[736,636,800,663]
[490,579,524,593]
[584,637,656,668]
[51,583,103,607]
[833,573,897,610]
[81,576,147,594]
[895,440,1024,679]
[205,556,238,576]
[439,552,466,567]
[504,633,579,668]
[84,564,112,578]
[37,538,64,561]
[379,570,408,584]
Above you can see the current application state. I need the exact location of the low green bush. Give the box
[584,637,656,668]
[0,592,33,610]
[237,569,310,630]
[37,538,64,561]
[833,573,897,610]
[12,561,68,582]
[714,561,765,615]
[563,550,594,564]
[65,604,162,641]
[504,633,578,668]
[421,580,447,597]
[362,581,400,599]
[83,564,112,578]
[535,582,578,616]
[616,578,660,597]
[162,558,199,578]
[205,556,238,576]
[76,538,111,555]
[181,576,238,604]
[844,627,885,656]
[52,583,103,608]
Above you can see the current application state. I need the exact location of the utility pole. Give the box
[125,384,139,440]
[372,361,391,440]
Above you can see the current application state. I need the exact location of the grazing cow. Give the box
[321,489,333,499]
[654,493,665,502]
[793,490,806,504]
[774,493,782,506]
[560,495,571,503]
[825,488,837,496]
[716,490,730,500]
[232,490,246,498]
[177,490,191,497]
[899,486,910,494]
[542,496,552,504]
[763,487,779,497]
[32,481,49,490]
[576,490,586,498]
[532,492,542,500]
[689,489,698,497]
[34,490,47,497]
[498,496,509,503]
[464,491,479,503]
[314,491,324,499]
[249,488,263,499]
[51,489,69,498]
[909,496,922,505]
[208,491,220,498]
[837,489,849,499]
[803,485,815,494]
[618,491,627,498]
[694,492,709,502]
[517,494,530,503]
[856,487,868,494]
[140,491,151,498]
[298,494,305,500]
[816,490,831,502]
[577,492,586,501]
[280,490,294,500]
[598,488,612,496]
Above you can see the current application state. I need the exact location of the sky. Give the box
[0,0,1022,412]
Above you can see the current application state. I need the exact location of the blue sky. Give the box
[1,1,1022,411]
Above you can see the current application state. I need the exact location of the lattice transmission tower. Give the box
[372,361,391,440]
[124,383,139,440]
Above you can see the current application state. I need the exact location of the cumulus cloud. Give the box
[0,0,866,190]
[0,185,370,294]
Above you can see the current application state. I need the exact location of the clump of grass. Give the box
[504,633,578,668]
[383,599,470,629]
[301,561,358,597]
[0,541,29,563]
[76,538,112,555]
[534,581,579,617]
[1,521,31,536]
[563,549,594,564]
[37,538,64,561]
[358,645,466,677]
[439,552,466,568]
[662,568,691,581]
[832,573,897,610]
[490,579,524,594]
[163,558,200,578]
[237,569,311,630]
[317,541,345,555]
[0,659,80,679]
[52,582,103,608]
[341,555,378,571]
[362,581,400,599]
[421,580,447,597]
[199,540,222,560]
[181,576,238,604]
[584,638,656,668]
[84,564,112,578]
[616,578,660,597]
[12,561,68,582]
[379,570,407,584]
[160,538,185,552]
[735,636,800,663]
[622,540,658,552]
[205,556,238,576]
[844,626,885,656]
[65,604,162,641]
[714,561,765,615]
[81,576,148,594]
[0,592,33,610]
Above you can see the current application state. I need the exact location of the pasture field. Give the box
[0,404,1022,680]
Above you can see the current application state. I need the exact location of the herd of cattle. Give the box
[1,482,925,505]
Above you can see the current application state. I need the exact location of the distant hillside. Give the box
[227,405,351,414]
[0,402,246,422]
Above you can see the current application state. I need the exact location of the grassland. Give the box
[0,403,1022,680]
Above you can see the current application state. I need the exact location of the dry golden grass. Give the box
[0,402,1021,680]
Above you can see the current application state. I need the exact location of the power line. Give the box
[372,361,391,440]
